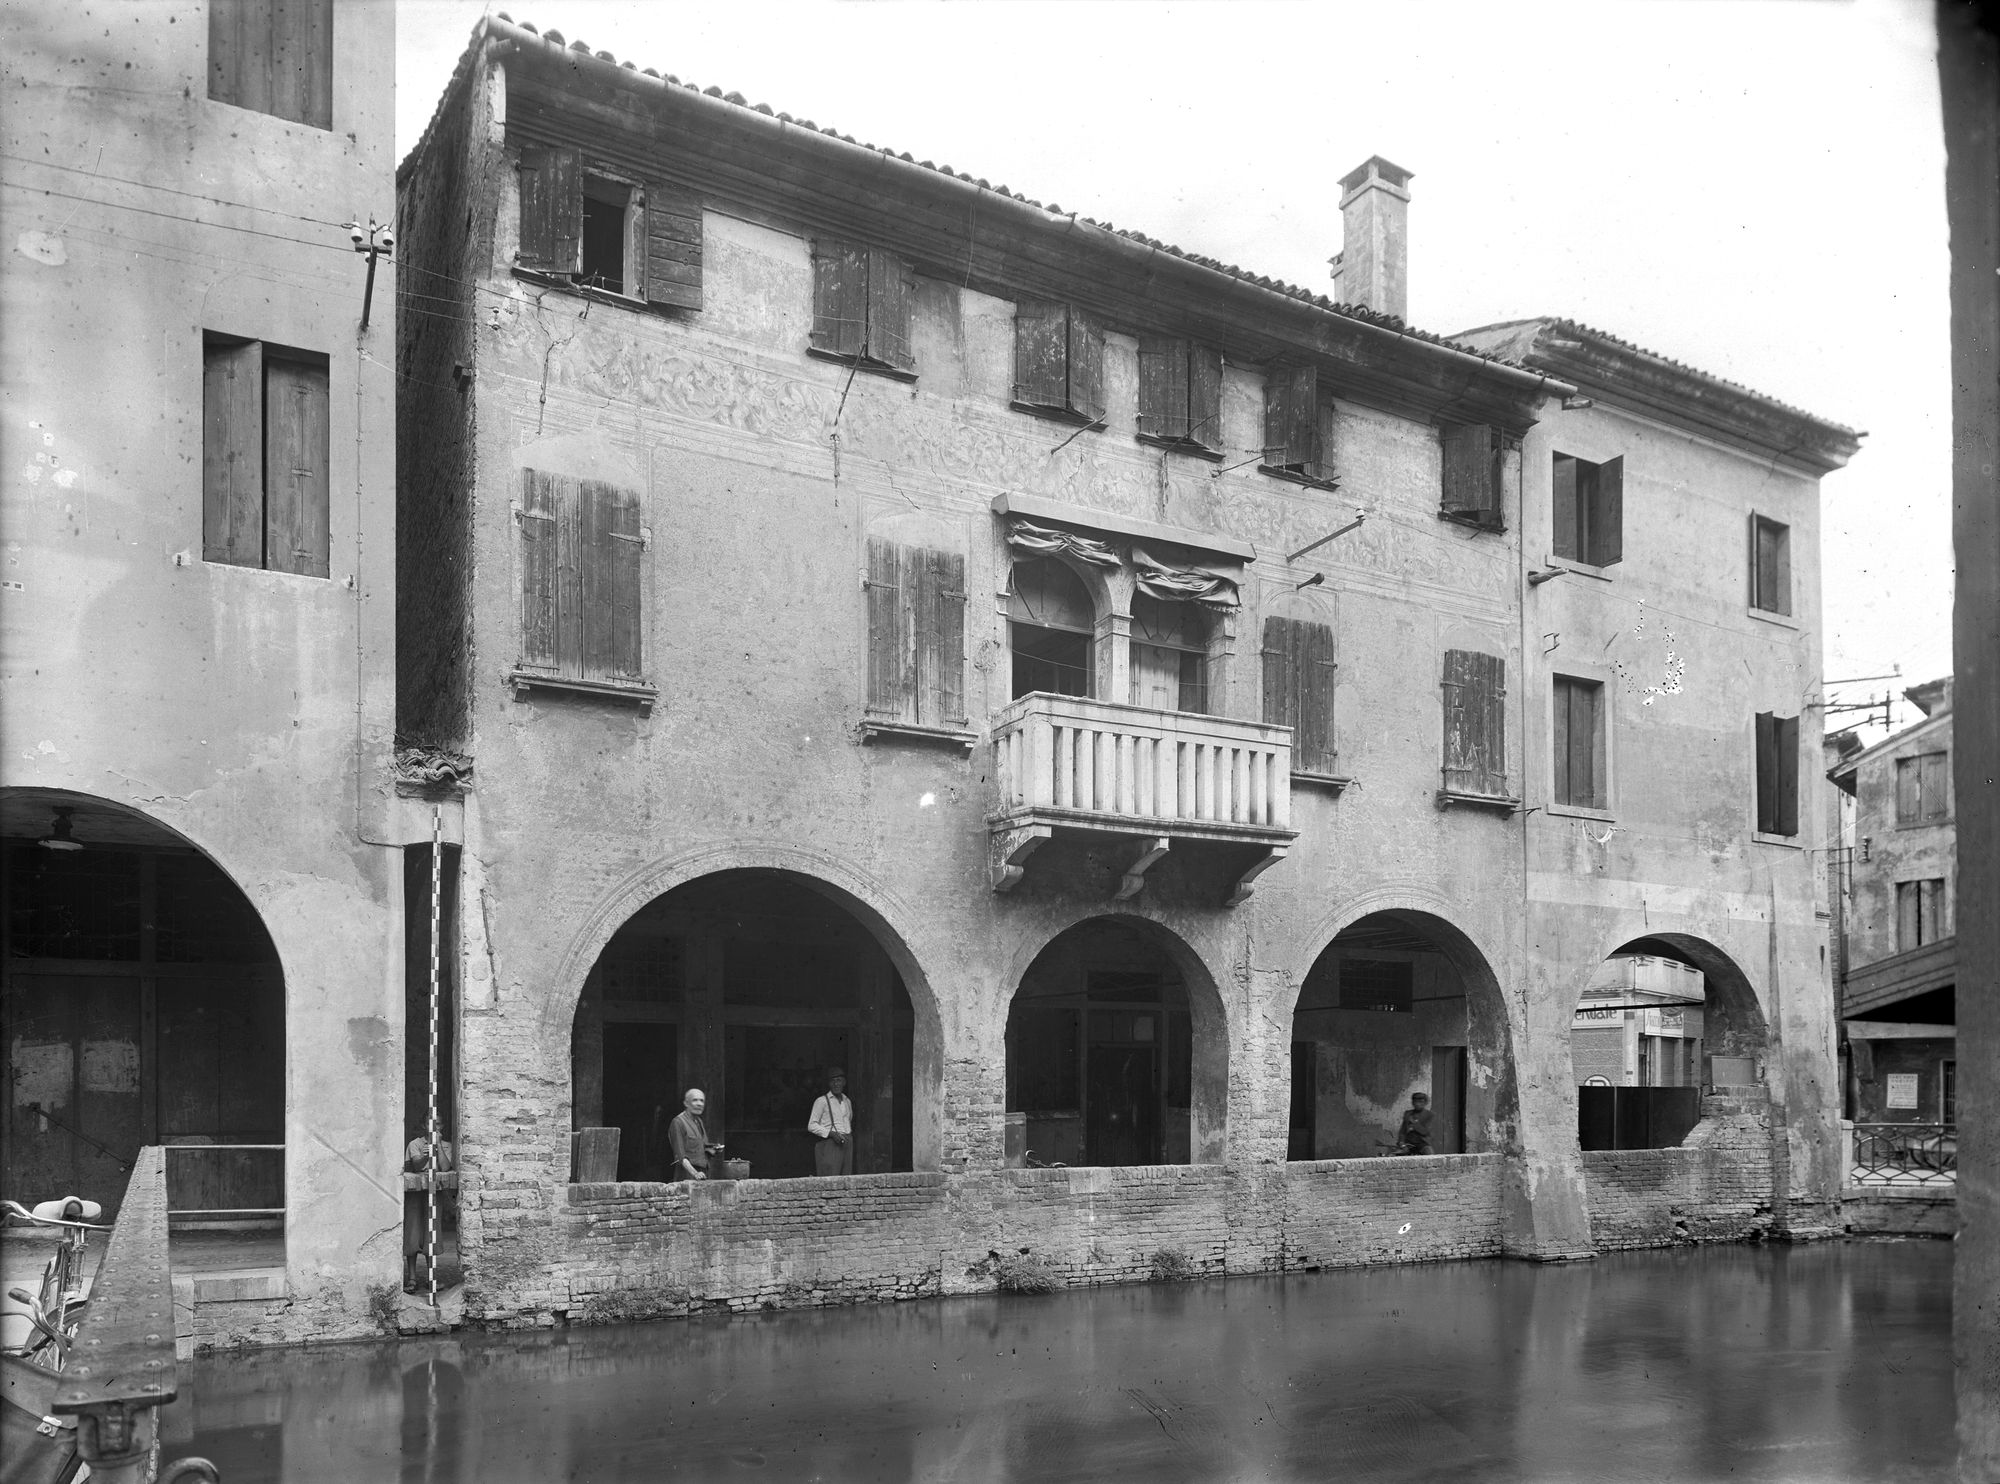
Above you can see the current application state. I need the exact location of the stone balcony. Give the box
[988,692,1297,904]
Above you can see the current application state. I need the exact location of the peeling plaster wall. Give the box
[1,3,410,1340]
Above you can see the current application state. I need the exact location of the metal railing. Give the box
[1849,1123,1957,1187]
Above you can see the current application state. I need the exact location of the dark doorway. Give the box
[1430,1046,1467,1154]
[1087,1044,1158,1166]
[603,1022,678,1181]
[1288,1041,1317,1159]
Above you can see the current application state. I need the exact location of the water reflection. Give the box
[161,1241,1953,1483]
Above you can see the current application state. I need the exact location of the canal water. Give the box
[163,1239,1954,1483]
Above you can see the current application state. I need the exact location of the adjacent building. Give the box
[392,16,1861,1326]
[2,1,415,1344]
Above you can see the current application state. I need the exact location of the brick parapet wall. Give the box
[1283,1155,1507,1268]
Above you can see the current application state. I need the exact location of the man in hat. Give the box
[669,1088,714,1181]
[808,1067,854,1176]
[1395,1091,1434,1156]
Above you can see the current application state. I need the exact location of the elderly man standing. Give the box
[808,1067,854,1176]
[669,1088,715,1181]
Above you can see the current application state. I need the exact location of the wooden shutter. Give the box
[1441,424,1498,522]
[1554,456,1580,562]
[1895,757,1919,822]
[519,468,561,669]
[1444,650,1504,796]
[1067,307,1106,423]
[263,355,330,578]
[1265,364,1320,475]
[913,548,965,725]
[1554,676,1595,807]
[1014,300,1068,410]
[1264,617,1338,776]
[1923,751,1949,820]
[1188,344,1223,451]
[209,0,265,115]
[867,249,915,372]
[1755,712,1779,832]
[269,0,333,129]
[1752,515,1790,614]
[203,339,263,569]
[1897,882,1921,951]
[1922,878,1945,941]
[1770,521,1792,616]
[864,538,906,715]
[1136,336,1183,440]
[1594,457,1624,565]
[1774,713,1799,835]
[642,183,702,311]
[579,480,644,681]
[811,240,868,358]
[517,147,582,274]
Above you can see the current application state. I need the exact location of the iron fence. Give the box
[1849,1123,1957,1186]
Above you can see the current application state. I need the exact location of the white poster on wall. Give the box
[1886,1073,1920,1109]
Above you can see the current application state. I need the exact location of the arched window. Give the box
[1007,558,1094,699]
[1130,594,1209,714]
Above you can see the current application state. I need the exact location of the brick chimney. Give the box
[1329,156,1414,321]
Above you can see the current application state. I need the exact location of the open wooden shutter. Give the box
[1014,300,1068,411]
[811,240,868,358]
[517,147,582,274]
[263,355,330,578]
[579,480,644,681]
[642,183,702,311]
[1594,457,1624,565]
[518,468,561,669]
[864,538,906,715]
[1755,712,1779,832]
[867,249,915,372]
[203,339,263,569]
[1067,308,1106,423]
[1774,713,1799,835]
[1137,336,1182,440]
[1770,521,1792,617]
[1554,457,1581,562]
[1261,617,1297,731]
[1188,344,1222,451]
[1265,364,1320,475]
[1441,423,1498,524]
[913,548,965,725]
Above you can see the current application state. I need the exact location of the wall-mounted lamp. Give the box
[345,218,395,332]
[1294,572,1325,592]
[1527,567,1569,586]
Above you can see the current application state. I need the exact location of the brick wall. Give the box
[1581,1092,1775,1249]
[1283,1154,1506,1268]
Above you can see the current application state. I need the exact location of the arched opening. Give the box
[1,790,285,1226]
[1288,910,1510,1159]
[1570,935,1767,1150]
[1008,557,1095,699]
[1004,916,1226,1168]
[568,870,918,1181]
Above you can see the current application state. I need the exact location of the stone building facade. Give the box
[2,2,413,1343]
[393,16,1860,1330]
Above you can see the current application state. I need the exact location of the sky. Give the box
[395,0,1954,737]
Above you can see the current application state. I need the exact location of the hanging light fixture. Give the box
[38,807,83,852]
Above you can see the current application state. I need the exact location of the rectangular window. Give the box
[516,147,703,310]
[1136,337,1223,453]
[1262,364,1335,486]
[1338,959,1413,1013]
[517,468,646,688]
[1895,750,1950,824]
[865,539,966,727]
[1552,676,1609,810]
[208,0,332,129]
[1262,615,1338,776]
[202,336,330,577]
[1749,514,1792,615]
[810,242,915,374]
[1440,423,1507,531]
[1552,453,1624,566]
[1754,711,1801,836]
[1896,878,1948,951]
[1441,649,1508,798]
[1013,301,1105,424]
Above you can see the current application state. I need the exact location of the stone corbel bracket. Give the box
[1113,836,1170,901]
[1226,846,1287,907]
[991,823,1053,892]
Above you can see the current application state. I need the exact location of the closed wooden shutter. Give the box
[1441,423,1498,524]
[1188,344,1223,452]
[209,0,269,116]
[1014,300,1068,411]
[642,183,702,311]
[912,548,966,725]
[864,538,905,715]
[1896,756,1919,822]
[1595,456,1624,565]
[1137,336,1183,440]
[519,469,561,670]
[263,355,330,578]
[517,147,582,274]
[811,240,868,358]
[1898,881,1921,951]
[1265,364,1321,477]
[1067,307,1106,423]
[203,339,263,569]
[1923,878,1946,941]
[1562,679,1600,807]
[579,480,644,680]
[867,249,915,372]
[1922,751,1949,820]
[1554,456,1581,561]
[1445,651,1506,796]
[269,0,333,129]
[1263,616,1337,776]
